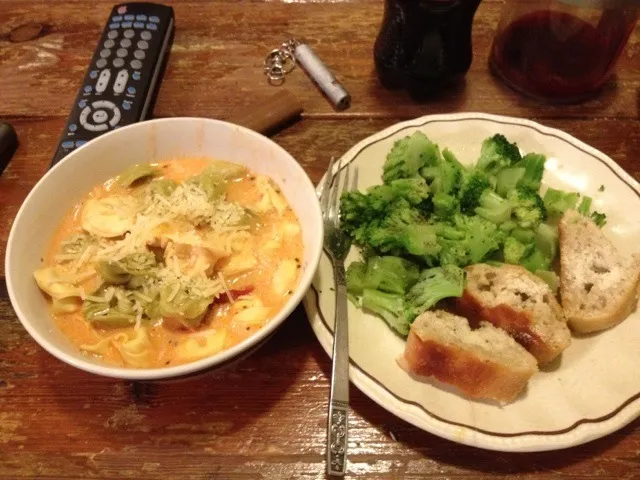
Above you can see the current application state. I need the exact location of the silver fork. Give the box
[318,157,358,477]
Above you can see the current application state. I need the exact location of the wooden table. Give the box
[1,1,640,478]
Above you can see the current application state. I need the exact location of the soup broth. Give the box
[35,158,304,368]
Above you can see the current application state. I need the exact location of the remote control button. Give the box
[87,123,108,132]
[95,69,111,93]
[134,50,145,60]
[120,38,132,48]
[130,59,142,70]
[116,48,128,58]
[146,23,157,31]
[109,107,122,127]
[109,22,120,29]
[124,14,134,21]
[96,58,107,68]
[137,40,149,50]
[134,22,145,29]
[140,31,152,41]
[107,30,118,39]
[79,106,92,126]
[84,85,92,93]
[111,15,123,22]
[78,99,87,108]
[113,58,125,68]
[92,110,109,124]
[93,100,116,109]
[75,140,87,148]
[89,70,99,79]
[149,16,160,23]
[127,86,136,94]
[122,101,132,111]
[104,39,115,49]
[113,70,129,94]
[121,21,133,28]
[136,14,148,21]
[99,48,111,58]
[124,29,135,39]
[132,71,141,81]
[69,123,77,132]
[62,140,75,149]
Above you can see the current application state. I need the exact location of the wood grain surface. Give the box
[1,0,639,478]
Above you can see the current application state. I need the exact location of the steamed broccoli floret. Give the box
[520,247,551,272]
[387,177,430,205]
[362,289,412,336]
[496,167,525,197]
[475,189,512,224]
[346,261,367,296]
[535,223,558,262]
[367,200,440,259]
[405,265,465,319]
[476,134,522,176]
[339,191,375,244]
[543,188,579,217]
[577,196,592,216]
[590,211,607,227]
[432,193,460,219]
[458,171,491,215]
[435,214,505,267]
[515,153,546,191]
[364,256,421,294]
[507,185,547,229]
[428,148,465,195]
[503,236,534,265]
[383,131,439,183]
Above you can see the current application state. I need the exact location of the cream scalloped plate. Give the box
[303,112,640,452]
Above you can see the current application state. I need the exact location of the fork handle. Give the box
[327,262,349,476]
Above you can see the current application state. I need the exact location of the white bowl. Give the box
[5,118,323,380]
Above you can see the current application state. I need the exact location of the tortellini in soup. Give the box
[35,157,304,368]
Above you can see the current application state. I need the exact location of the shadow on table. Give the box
[40,304,312,438]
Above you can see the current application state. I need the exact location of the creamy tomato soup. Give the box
[34,158,304,368]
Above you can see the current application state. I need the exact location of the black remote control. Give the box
[50,2,174,167]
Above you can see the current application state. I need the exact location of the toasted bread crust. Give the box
[558,210,640,333]
[400,329,534,403]
[454,291,551,362]
[454,264,570,364]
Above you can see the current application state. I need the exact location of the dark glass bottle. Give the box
[374,0,482,98]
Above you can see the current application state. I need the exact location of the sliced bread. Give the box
[558,209,640,333]
[453,264,571,365]
[398,310,538,403]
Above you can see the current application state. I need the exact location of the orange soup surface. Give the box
[35,158,304,368]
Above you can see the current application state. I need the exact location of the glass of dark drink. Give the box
[489,0,640,103]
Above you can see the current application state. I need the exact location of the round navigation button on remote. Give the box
[134,50,145,60]
[69,123,77,132]
[116,48,128,58]
[96,58,107,68]
[78,99,87,108]
[99,48,111,58]
[130,59,142,70]
[122,101,132,111]
[120,38,132,48]
[84,85,92,93]
[109,107,122,127]
[92,110,109,124]
[140,31,152,41]
[124,29,135,39]
[127,86,136,94]
[137,40,149,50]
[89,70,99,79]
[104,39,115,49]
[113,58,125,68]
[92,100,116,109]
[107,30,118,40]
[79,106,92,126]
[132,71,141,81]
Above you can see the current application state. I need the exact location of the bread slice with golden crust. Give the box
[558,209,640,333]
[398,310,538,404]
[452,264,570,365]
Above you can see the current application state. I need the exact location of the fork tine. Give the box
[334,163,351,229]
[328,158,343,225]
[320,156,336,214]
